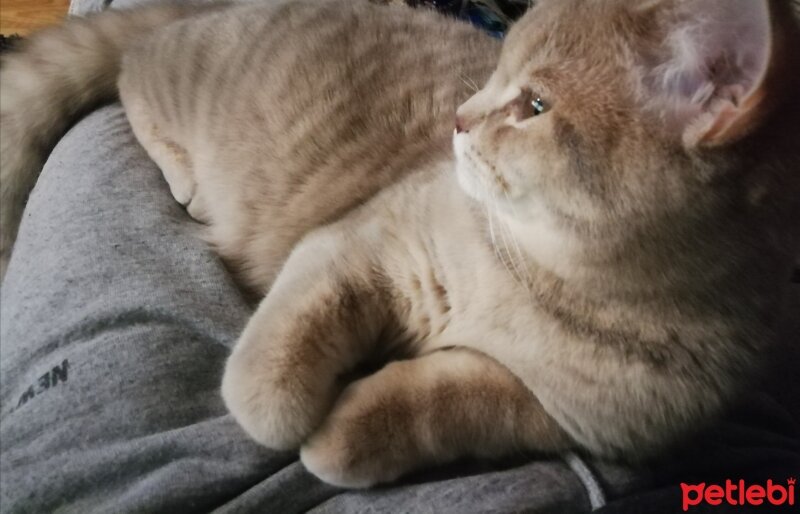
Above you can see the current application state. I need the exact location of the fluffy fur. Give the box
[1,0,798,488]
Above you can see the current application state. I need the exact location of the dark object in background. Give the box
[415,0,530,36]
[374,0,532,37]
[0,34,23,54]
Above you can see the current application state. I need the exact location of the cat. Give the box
[1,0,798,488]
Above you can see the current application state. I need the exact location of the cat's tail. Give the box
[0,3,222,280]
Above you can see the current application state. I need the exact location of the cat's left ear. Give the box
[649,0,781,147]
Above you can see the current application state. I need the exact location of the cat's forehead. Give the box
[500,0,658,76]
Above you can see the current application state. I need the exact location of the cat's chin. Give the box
[453,144,509,208]
[453,133,484,202]
[453,156,537,225]
[454,163,484,202]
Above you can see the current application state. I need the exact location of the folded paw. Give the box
[300,375,421,488]
[221,348,335,450]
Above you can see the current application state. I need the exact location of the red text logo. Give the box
[681,478,795,511]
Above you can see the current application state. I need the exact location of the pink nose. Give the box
[455,115,469,134]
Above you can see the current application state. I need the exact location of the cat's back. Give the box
[121,0,500,290]
[127,0,499,147]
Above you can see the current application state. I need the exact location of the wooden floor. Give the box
[1,0,70,35]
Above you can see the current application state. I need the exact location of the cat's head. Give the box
[454,0,799,277]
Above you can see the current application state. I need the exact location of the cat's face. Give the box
[453,0,793,253]
[454,0,649,226]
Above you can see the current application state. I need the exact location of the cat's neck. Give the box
[490,206,751,309]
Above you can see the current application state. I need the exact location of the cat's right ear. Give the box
[645,0,788,148]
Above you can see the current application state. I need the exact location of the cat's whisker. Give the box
[459,75,479,93]
[500,222,532,289]
[500,190,533,288]
[494,216,529,290]
[484,198,501,258]
[484,190,527,290]
[481,192,508,277]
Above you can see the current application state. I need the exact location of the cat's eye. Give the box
[510,88,549,122]
[531,97,546,115]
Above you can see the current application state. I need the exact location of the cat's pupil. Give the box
[513,88,547,121]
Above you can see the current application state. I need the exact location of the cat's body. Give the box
[1,0,798,488]
[120,0,501,291]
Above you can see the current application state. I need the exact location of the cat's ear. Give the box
[648,0,776,147]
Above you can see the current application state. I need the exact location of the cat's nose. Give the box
[455,115,469,134]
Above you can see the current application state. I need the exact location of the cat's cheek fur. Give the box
[453,133,485,200]
[455,128,525,204]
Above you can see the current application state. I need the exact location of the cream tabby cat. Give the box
[1,0,798,488]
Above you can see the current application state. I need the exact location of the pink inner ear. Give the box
[695,87,768,146]
[653,0,774,146]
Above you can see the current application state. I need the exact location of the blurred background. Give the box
[1,0,535,37]
[1,0,69,35]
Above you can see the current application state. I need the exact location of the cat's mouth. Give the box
[453,133,510,202]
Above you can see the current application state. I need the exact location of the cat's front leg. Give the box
[222,232,387,450]
[300,347,571,488]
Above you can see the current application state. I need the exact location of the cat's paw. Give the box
[300,433,376,488]
[221,349,332,450]
[299,379,416,488]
